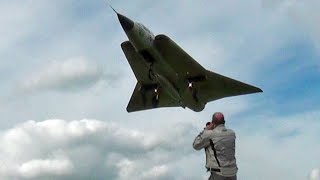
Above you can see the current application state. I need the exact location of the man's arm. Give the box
[193,128,212,150]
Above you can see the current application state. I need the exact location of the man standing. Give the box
[193,112,238,180]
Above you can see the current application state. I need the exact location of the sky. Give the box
[0,0,319,179]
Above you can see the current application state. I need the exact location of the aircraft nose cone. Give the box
[117,13,134,32]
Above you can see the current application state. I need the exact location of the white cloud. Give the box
[141,165,171,180]
[0,119,178,180]
[18,157,74,179]
[310,168,320,180]
[19,57,104,92]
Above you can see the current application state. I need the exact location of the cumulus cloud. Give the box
[141,165,171,180]
[0,119,182,180]
[19,57,106,93]
[18,157,74,178]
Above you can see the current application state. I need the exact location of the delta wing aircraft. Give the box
[113,8,262,112]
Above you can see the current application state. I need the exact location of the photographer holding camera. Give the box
[193,112,238,180]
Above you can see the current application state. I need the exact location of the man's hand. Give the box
[205,122,215,130]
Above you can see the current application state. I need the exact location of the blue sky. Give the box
[0,0,319,180]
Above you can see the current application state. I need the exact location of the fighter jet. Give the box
[113,8,262,112]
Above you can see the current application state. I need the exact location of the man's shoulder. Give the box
[211,126,236,137]
[227,128,236,134]
[224,127,236,135]
[202,129,215,136]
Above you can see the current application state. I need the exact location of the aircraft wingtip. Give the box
[126,106,133,113]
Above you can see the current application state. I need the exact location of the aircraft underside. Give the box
[136,46,208,110]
